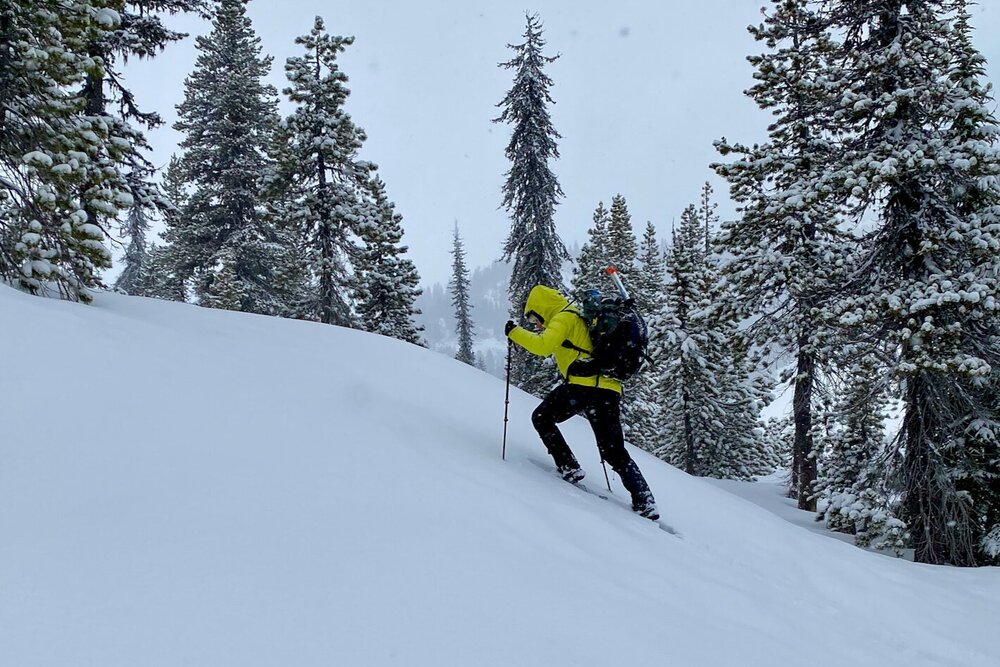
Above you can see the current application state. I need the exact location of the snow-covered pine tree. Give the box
[113,205,150,294]
[814,356,905,552]
[713,0,846,509]
[816,0,1000,565]
[697,182,718,255]
[626,220,668,453]
[569,201,610,298]
[354,175,424,345]
[945,0,1000,566]
[605,194,638,279]
[81,0,209,262]
[652,205,727,475]
[449,223,476,366]
[132,244,182,300]
[133,154,188,301]
[634,221,666,317]
[164,0,295,316]
[718,323,780,479]
[1,1,134,301]
[494,12,569,394]
[268,16,380,327]
[653,204,773,480]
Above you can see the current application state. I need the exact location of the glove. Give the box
[567,358,598,377]
[504,320,517,336]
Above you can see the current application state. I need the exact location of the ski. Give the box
[526,458,680,536]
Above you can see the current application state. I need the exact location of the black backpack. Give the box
[565,289,650,382]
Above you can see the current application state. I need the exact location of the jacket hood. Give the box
[523,285,572,324]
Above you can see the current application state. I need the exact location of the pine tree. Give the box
[697,182,718,255]
[495,12,569,394]
[807,0,1000,564]
[113,205,150,294]
[355,176,424,344]
[713,0,846,510]
[164,0,294,316]
[1,1,131,301]
[605,194,638,278]
[81,1,209,260]
[652,206,726,475]
[133,244,183,300]
[141,154,188,301]
[634,221,666,316]
[449,223,476,366]
[946,0,1000,566]
[570,201,610,298]
[653,204,773,479]
[627,221,667,453]
[269,15,377,326]
[814,357,905,552]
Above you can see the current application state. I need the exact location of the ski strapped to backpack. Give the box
[562,267,652,382]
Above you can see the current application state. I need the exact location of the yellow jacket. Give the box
[508,285,623,394]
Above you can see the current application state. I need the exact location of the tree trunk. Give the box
[682,385,695,475]
[793,339,817,511]
[901,374,977,566]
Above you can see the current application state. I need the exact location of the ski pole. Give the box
[601,459,612,492]
[502,339,513,460]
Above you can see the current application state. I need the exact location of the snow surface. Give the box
[1,285,997,667]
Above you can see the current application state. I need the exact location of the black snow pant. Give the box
[531,383,655,509]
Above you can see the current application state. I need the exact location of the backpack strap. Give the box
[561,339,590,355]
[561,311,603,386]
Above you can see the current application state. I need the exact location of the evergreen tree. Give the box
[164,0,293,315]
[814,357,905,552]
[141,154,188,301]
[494,12,569,394]
[653,204,773,480]
[81,1,209,252]
[605,193,638,277]
[805,0,1000,564]
[627,221,668,453]
[355,176,424,344]
[634,221,666,316]
[133,243,184,301]
[1,1,130,301]
[570,201,610,297]
[652,206,726,475]
[697,182,718,255]
[113,205,150,294]
[269,15,375,326]
[713,0,846,510]
[449,223,476,365]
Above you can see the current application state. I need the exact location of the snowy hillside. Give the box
[2,285,997,667]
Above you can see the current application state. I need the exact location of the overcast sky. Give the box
[122,1,1000,287]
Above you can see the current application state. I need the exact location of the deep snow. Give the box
[1,285,997,667]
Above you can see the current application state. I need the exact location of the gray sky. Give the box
[123,1,1000,287]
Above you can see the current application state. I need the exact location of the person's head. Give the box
[525,310,544,331]
[522,285,570,330]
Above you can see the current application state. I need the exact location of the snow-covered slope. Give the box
[1,285,996,667]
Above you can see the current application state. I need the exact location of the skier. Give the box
[505,285,659,520]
